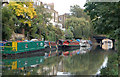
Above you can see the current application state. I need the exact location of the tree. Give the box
[65,29,74,39]
[70,5,90,20]
[65,17,91,39]
[8,2,37,39]
[8,2,37,27]
[84,2,120,39]
[46,24,64,41]
[34,5,52,40]
[2,7,19,40]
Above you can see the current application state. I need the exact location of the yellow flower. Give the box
[17,13,20,16]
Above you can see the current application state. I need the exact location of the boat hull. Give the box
[59,45,80,51]
[2,48,45,58]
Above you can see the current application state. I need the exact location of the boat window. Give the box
[37,43,38,46]
[40,43,43,46]
[25,61,28,65]
[36,59,38,62]
[25,44,28,48]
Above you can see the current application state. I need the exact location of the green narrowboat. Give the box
[2,41,45,55]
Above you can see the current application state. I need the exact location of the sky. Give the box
[40,0,87,15]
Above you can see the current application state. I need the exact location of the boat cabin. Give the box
[2,41,44,54]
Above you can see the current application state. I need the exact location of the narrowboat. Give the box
[2,41,45,56]
[58,40,80,50]
[80,40,92,47]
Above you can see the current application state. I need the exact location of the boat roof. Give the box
[102,39,112,42]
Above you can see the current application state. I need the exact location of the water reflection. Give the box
[2,45,116,75]
[62,51,107,75]
[96,56,108,75]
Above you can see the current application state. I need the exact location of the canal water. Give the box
[2,45,117,75]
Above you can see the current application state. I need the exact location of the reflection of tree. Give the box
[38,56,62,75]
[63,52,107,75]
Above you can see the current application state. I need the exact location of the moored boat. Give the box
[80,40,92,47]
[58,40,80,50]
[2,41,45,57]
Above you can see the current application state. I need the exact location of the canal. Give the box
[2,45,117,75]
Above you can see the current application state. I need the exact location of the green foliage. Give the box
[65,17,91,39]
[100,53,118,76]
[2,3,64,41]
[64,5,92,39]
[84,2,120,39]
[70,5,90,20]
[31,5,52,40]
[46,25,64,41]
[2,7,19,40]
[65,29,74,39]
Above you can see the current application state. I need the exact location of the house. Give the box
[43,3,66,31]
[58,13,70,31]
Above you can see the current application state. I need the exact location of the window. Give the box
[59,17,61,21]
[25,44,28,48]
[48,6,51,9]
[44,5,48,8]
[40,43,43,46]
[37,43,38,46]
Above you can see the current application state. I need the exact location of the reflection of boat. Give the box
[57,72,71,75]
[102,39,113,50]
[58,40,80,50]
[2,41,45,56]
[63,51,69,56]
[2,56,44,70]
[79,46,91,54]
[62,47,92,56]
[62,49,80,56]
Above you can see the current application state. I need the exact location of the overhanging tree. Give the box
[2,7,19,40]
[84,2,120,39]
[8,2,37,39]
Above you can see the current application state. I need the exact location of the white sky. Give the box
[40,0,87,15]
